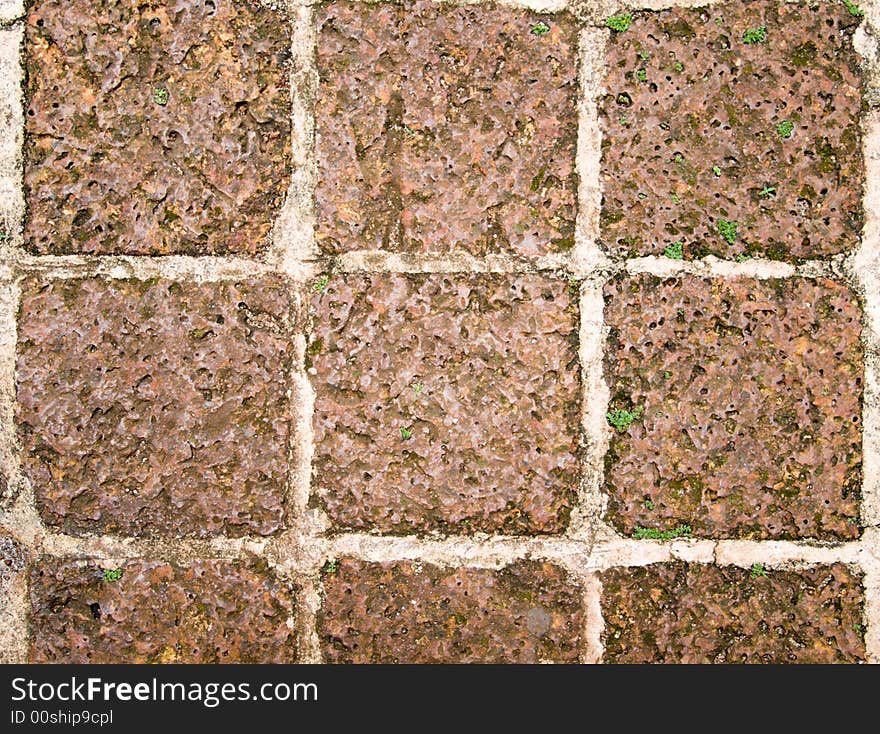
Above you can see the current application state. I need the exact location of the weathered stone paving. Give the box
[0,0,877,664]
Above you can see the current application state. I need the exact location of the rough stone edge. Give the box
[294,0,570,10]
[853,6,880,664]
[0,1,22,27]
[332,250,576,273]
[569,279,609,538]
[269,2,320,277]
[278,0,324,665]
[854,114,880,532]
[0,25,22,258]
[580,572,603,663]
[0,530,27,663]
[572,26,610,276]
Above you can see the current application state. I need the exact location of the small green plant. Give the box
[644,499,655,511]
[844,0,864,18]
[605,13,632,32]
[759,185,776,198]
[664,241,684,260]
[712,165,722,177]
[736,253,752,262]
[750,563,768,578]
[607,407,643,432]
[854,622,865,634]
[102,568,123,583]
[153,87,169,106]
[635,68,647,82]
[662,371,672,380]
[776,120,794,139]
[412,381,424,396]
[742,26,767,44]
[670,193,681,205]
[400,426,414,440]
[324,559,339,575]
[530,21,551,35]
[717,218,738,244]
[638,50,650,61]
[313,274,330,293]
[619,115,630,126]
[674,61,684,72]
[633,525,692,540]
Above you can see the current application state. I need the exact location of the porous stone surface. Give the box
[30,558,296,663]
[319,559,583,663]
[24,0,292,255]
[603,274,862,539]
[308,273,581,535]
[599,0,863,261]
[315,1,579,256]
[601,562,866,663]
[16,277,295,538]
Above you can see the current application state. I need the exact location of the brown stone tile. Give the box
[17,277,295,538]
[603,274,862,539]
[601,562,866,663]
[599,0,863,261]
[30,558,296,663]
[308,273,581,535]
[316,1,579,256]
[24,0,291,255]
[319,558,583,663]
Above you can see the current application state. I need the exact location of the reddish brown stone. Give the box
[601,562,865,663]
[319,559,582,663]
[24,0,291,255]
[599,0,863,261]
[308,273,580,535]
[316,1,578,256]
[603,274,862,539]
[17,277,295,538]
[30,558,296,663]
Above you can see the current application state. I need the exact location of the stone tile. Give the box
[24,0,291,254]
[601,562,865,663]
[30,558,296,663]
[316,1,579,256]
[17,277,295,538]
[603,274,862,539]
[599,0,863,260]
[319,558,583,663]
[309,273,581,535]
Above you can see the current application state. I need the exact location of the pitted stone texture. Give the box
[17,277,294,538]
[599,0,863,261]
[319,559,582,663]
[24,0,291,255]
[30,559,296,663]
[601,562,865,663]
[309,273,580,535]
[603,274,862,539]
[316,1,578,256]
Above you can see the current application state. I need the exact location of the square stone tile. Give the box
[316,1,579,256]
